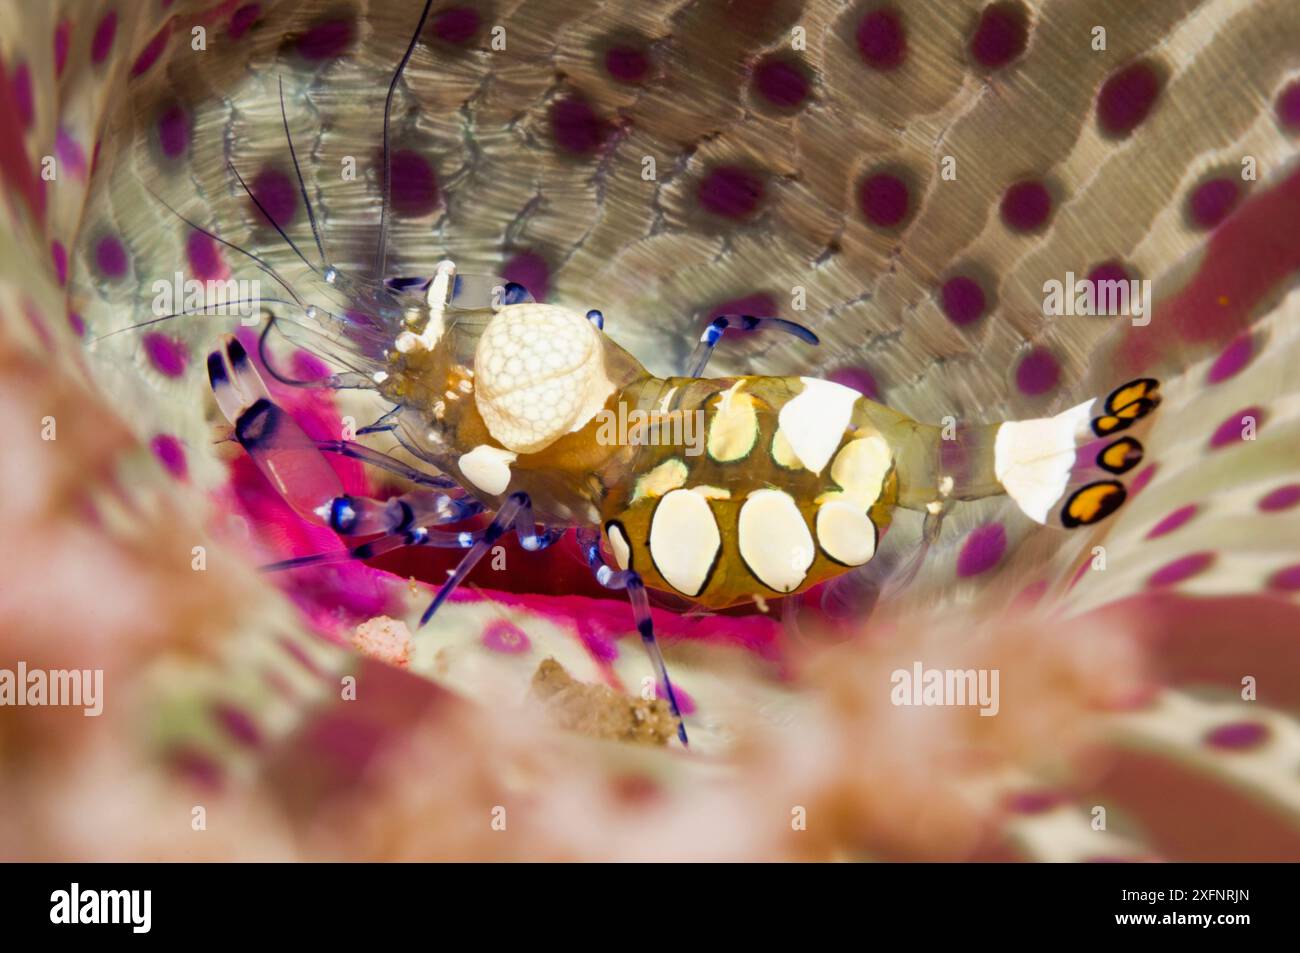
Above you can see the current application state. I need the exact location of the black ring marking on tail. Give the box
[1096,436,1144,475]
[1105,378,1160,414]
[1061,480,1127,529]
[1091,397,1160,437]
[1092,378,1162,437]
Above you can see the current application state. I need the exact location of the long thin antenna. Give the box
[228,160,321,277]
[279,75,328,267]
[375,0,435,279]
[89,297,296,343]
[145,185,306,307]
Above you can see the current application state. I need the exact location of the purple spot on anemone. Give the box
[1275,79,1300,132]
[1258,484,1300,513]
[22,300,51,352]
[12,62,33,129]
[970,2,1029,70]
[68,311,85,337]
[502,250,550,301]
[280,636,326,678]
[56,128,87,179]
[248,167,298,227]
[1014,347,1059,396]
[168,746,224,790]
[150,434,189,479]
[1145,503,1197,540]
[296,17,354,60]
[1147,552,1215,589]
[858,171,909,228]
[1000,179,1053,232]
[855,8,906,71]
[698,165,765,220]
[828,365,880,400]
[657,683,696,715]
[54,21,72,77]
[430,6,481,46]
[94,235,128,279]
[1204,721,1269,751]
[386,149,440,217]
[610,773,661,803]
[1086,261,1129,287]
[1096,61,1162,137]
[957,523,1007,577]
[213,702,262,748]
[50,241,67,286]
[1206,333,1254,384]
[186,229,224,281]
[229,4,262,39]
[605,44,650,84]
[1006,790,1062,814]
[940,275,986,326]
[1208,406,1262,449]
[91,10,118,65]
[1014,579,1049,608]
[482,619,531,654]
[1268,564,1300,593]
[754,57,810,109]
[291,348,331,382]
[1129,463,1157,497]
[577,623,619,663]
[1187,178,1240,230]
[142,332,188,378]
[550,95,609,156]
[131,23,171,77]
[709,292,778,323]
[157,104,189,159]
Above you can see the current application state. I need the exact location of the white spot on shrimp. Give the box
[648,489,720,597]
[738,489,815,592]
[632,458,688,502]
[776,378,860,476]
[815,500,876,566]
[817,435,892,508]
[458,444,517,496]
[606,522,632,570]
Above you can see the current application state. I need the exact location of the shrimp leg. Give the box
[576,528,689,746]
[416,492,563,625]
[685,313,819,377]
[208,335,481,537]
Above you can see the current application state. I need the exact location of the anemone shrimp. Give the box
[82,1,1166,751]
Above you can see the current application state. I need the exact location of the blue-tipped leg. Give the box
[576,527,689,746]
[417,492,562,626]
[686,313,819,377]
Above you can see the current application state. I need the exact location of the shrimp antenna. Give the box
[89,296,298,343]
[228,160,322,278]
[375,0,435,279]
[144,185,307,307]
[257,313,372,390]
[278,75,328,269]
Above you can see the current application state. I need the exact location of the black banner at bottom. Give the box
[0,861,1284,940]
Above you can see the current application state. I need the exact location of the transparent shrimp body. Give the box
[378,264,654,527]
